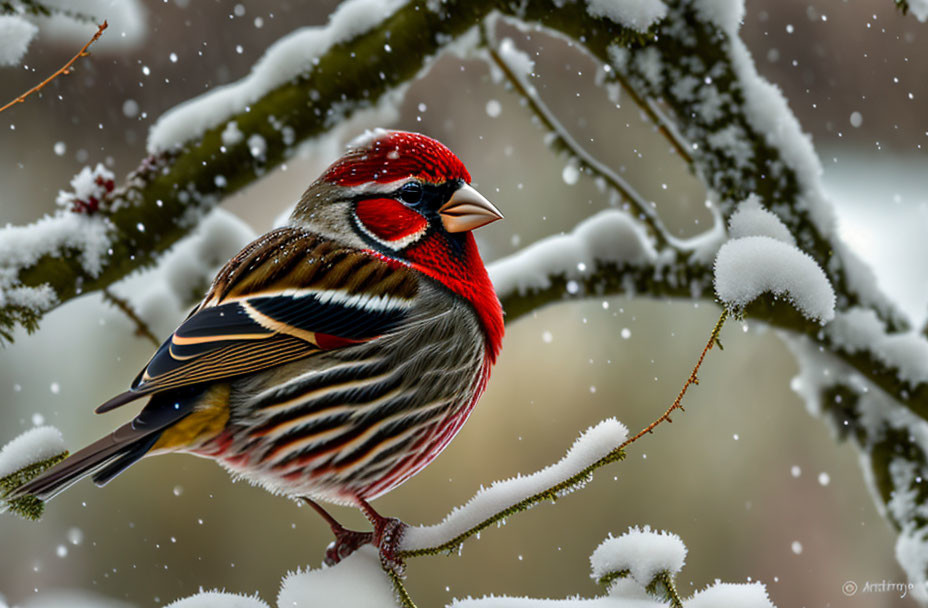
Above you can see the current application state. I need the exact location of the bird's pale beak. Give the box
[439,184,504,233]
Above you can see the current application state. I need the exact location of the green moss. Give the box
[0,450,68,521]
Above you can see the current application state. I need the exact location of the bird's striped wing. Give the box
[97,228,419,413]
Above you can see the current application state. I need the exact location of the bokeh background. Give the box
[1,1,928,607]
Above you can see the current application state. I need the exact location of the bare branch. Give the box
[0,21,107,114]
[101,288,160,347]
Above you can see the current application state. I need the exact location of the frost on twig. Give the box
[0,426,68,520]
[399,418,628,557]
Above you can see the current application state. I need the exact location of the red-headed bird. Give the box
[12,130,504,563]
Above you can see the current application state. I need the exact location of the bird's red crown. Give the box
[322,130,471,187]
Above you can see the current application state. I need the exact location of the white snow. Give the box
[585,0,667,33]
[0,209,113,313]
[713,236,835,323]
[725,35,837,239]
[489,211,657,298]
[499,37,535,79]
[690,0,745,35]
[277,546,395,607]
[30,1,146,51]
[401,419,628,553]
[826,308,928,386]
[909,0,928,22]
[785,333,928,602]
[147,0,406,153]
[221,122,244,147]
[0,16,38,67]
[451,595,661,607]
[55,163,115,211]
[113,208,255,336]
[248,134,267,159]
[451,534,776,607]
[727,195,795,245]
[590,526,687,588]
[684,582,774,608]
[165,592,268,608]
[0,426,66,480]
[0,164,119,310]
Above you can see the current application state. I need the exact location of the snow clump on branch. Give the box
[585,0,667,32]
[713,197,835,323]
[0,426,66,480]
[147,0,406,153]
[489,210,657,298]
[401,418,628,553]
[0,16,38,67]
[590,526,686,588]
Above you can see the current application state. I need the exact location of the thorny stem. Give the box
[0,21,107,114]
[101,288,160,347]
[482,21,674,248]
[619,309,727,450]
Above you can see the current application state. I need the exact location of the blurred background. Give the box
[1,1,927,607]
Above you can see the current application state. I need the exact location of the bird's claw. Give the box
[373,516,407,576]
[323,528,373,567]
[320,517,407,574]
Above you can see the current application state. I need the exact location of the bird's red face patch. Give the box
[354,198,428,248]
[323,131,471,187]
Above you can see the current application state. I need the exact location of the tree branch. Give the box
[0,20,107,114]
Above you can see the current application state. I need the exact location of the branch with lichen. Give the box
[2,0,928,600]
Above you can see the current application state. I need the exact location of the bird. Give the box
[10,129,505,564]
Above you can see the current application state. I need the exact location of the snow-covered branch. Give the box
[400,419,628,557]
[0,426,68,520]
[3,0,928,602]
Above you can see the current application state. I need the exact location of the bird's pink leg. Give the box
[357,497,407,570]
[301,498,372,566]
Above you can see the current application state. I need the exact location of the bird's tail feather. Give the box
[8,423,164,502]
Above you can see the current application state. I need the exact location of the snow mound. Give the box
[0,426,66,479]
[684,582,774,608]
[165,591,269,608]
[728,195,795,245]
[277,546,395,607]
[590,526,687,587]
[714,236,835,323]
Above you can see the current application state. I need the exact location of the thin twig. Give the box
[386,567,418,608]
[0,20,107,114]
[101,288,160,347]
[610,69,694,166]
[619,309,727,450]
[482,23,675,248]
[653,570,685,608]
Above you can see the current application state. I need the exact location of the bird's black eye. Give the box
[398,181,423,205]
